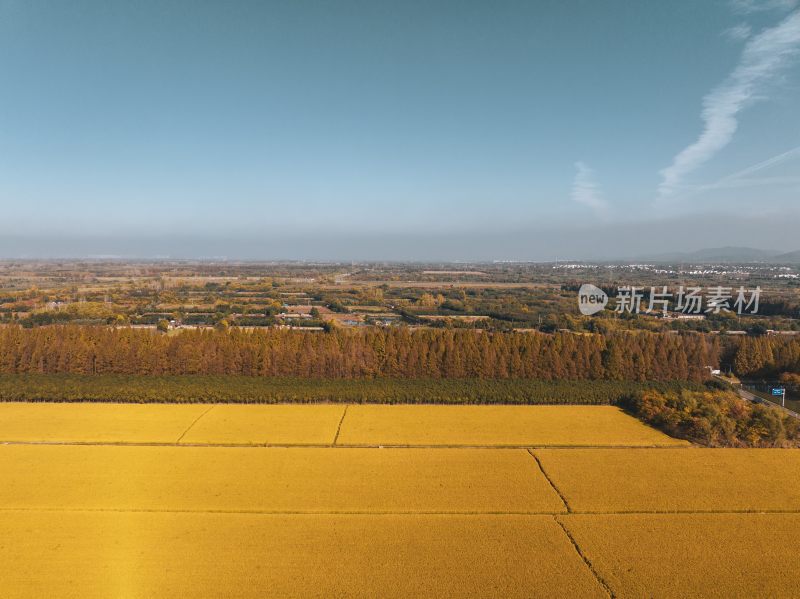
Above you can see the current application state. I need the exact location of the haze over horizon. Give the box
[2,0,799,260]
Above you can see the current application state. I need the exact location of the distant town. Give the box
[1,255,798,336]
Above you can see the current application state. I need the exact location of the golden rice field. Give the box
[0,402,209,443]
[0,512,605,599]
[0,402,686,447]
[536,448,800,513]
[0,402,798,598]
[179,404,345,445]
[0,445,566,513]
[564,513,800,599]
[336,404,689,447]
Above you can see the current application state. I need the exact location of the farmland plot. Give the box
[178,404,345,445]
[535,448,800,513]
[0,402,207,444]
[562,513,800,599]
[0,445,566,513]
[0,512,607,599]
[336,405,687,447]
[2,402,798,598]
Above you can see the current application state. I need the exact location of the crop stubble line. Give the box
[0,440,692,449]
[562,508,800,515]
[175,405,216,443]
[332,405,349,445]
[331,443,689,450]
[0,507,566,516]
[0,507,797,516]
[553,515,615,599]
[527,449,572,513]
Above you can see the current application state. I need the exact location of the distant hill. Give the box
[773,250,800,263]
[640,246,786,263]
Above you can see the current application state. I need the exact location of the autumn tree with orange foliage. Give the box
[0,326,719,381]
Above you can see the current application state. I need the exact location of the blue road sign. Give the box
[772,388,785,396]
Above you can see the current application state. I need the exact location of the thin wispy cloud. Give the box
[661,144,800,200]
[572,162,609,219]
[713,175,800,187]
[708,144,800,185]
[731,0,798,14]
[723,23,752,41]
[658,9,800,198]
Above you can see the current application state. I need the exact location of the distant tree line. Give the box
[0,326,719,381]
[731,336,800,377]
[0,374,703,405]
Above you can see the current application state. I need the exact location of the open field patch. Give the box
[0,402,206,444]
[562,513,800,599]
[0,445,565,513]
[1,403,795,597]
[179,404,345,445]
[0,402,686,447]
[0,512,606,599]
[336,405,687,447]
[535,448,800,513]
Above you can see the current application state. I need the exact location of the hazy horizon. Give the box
[2,212,799,262]
[2,1,799,259]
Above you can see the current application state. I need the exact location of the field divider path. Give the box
[0,507,564,515]
[554,515,615,598]
[3,505,800,516]
[528,449,572,512]
[175,405,216,443]
[332,405,349,445]
[0,440,702,448]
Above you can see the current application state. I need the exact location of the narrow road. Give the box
[736,387,758,402]
[712,374,799,419]
[734,385,799,419]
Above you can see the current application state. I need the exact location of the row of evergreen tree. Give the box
[732,335,800,377]
[0,326,719,381]
[0,375,703,404]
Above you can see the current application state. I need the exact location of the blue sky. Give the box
[1,0,799,259]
